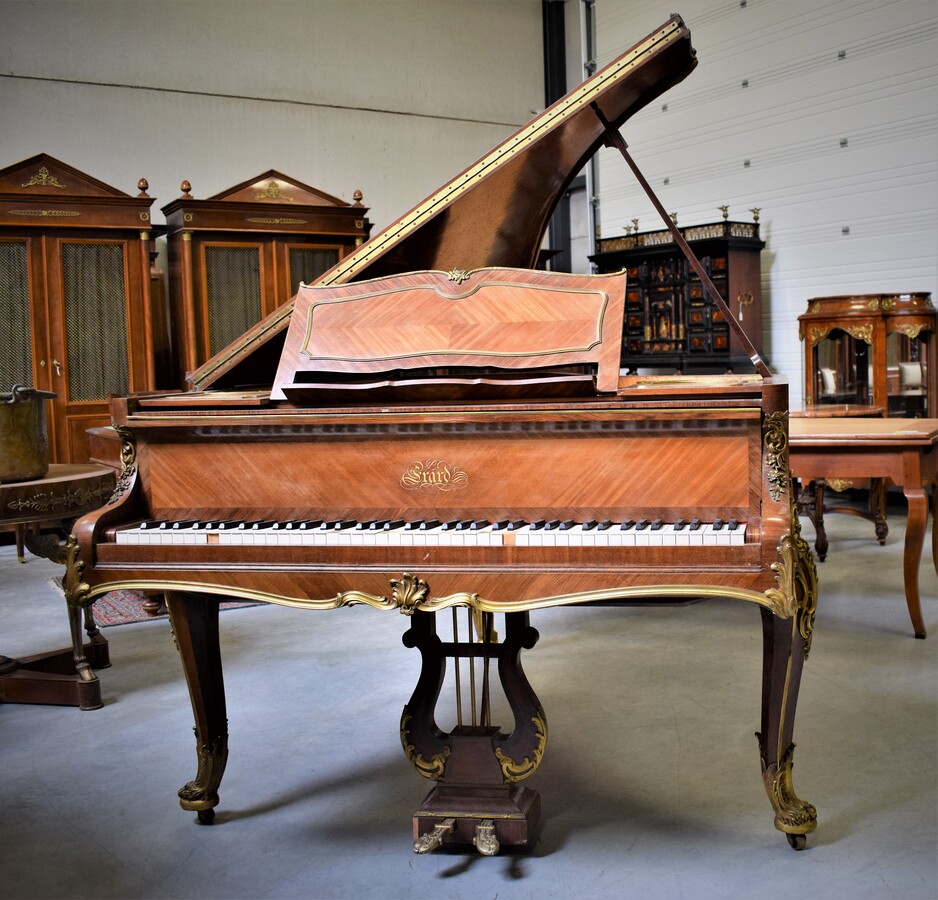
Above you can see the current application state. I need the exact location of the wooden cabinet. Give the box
[590,218,765,371]
[162,171,371,384]
[799,293,936,417]
[0,154,169,464]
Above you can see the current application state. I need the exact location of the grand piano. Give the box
[64,15,818,855]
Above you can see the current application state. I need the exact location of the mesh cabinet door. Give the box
[62,241,129,402]
[0,240,33,388]
[204,245,263,357]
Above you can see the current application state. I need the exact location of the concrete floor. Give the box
[0,512,935,900]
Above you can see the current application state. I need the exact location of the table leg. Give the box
[165,591,228,823]
[870,478,888,545]
[14,523,26,562]
[931,483,938,575]
[902,487,929,639]
[813,481,829,561]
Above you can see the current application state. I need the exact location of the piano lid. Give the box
[188,15,697,393]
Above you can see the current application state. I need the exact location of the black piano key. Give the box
[559,519,576,530]
[321,520,356,530]
[418,520,442,530]
[544,519,561,530]
[689,518,702,531]
[492,520,525,531]
[358,520,389,532]
[581,520,598,531]
[728,519,740,531]
[713,518,725,530]
[441,519,463,530]
[528,520,546,530]
[650,518,664,531]
[383,520,406,531]
[596,520,613,531]
[673,518,686,530]
[620,519,636,531]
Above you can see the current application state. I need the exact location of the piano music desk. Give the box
[0,463,115,709]
[789,418,938,638]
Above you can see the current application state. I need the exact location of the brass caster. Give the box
[196,808,215,825]
[786,832,807,851]
[473,819,499,856]
[413,817,454,854]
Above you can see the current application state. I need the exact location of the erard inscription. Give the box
[400,459,469,493]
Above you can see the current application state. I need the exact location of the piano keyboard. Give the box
[114,518,747,547]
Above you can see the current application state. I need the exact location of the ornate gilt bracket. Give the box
[495,714,548,783]
[62,534,91,609]
[765,523,818,654]
[400,713,450,780]
[890,322,929,341]
[763,411,789,503]
[106,424,137,505]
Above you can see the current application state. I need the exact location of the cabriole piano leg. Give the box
[757,606,817,849]
[165,591,228,824]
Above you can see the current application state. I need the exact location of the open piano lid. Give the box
[187,15,698,394]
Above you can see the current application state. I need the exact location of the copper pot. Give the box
[0,385,57,483]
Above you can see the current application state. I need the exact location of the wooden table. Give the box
[793,404,884,418]
[0,463,115,709]
[792,405,887,552]
[789,418,938,638]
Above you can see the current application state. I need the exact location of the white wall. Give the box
[590,0,938,407]
[0,0,544,233]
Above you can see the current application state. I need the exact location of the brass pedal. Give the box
[473,819,499,856]
[413,817,454,854]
